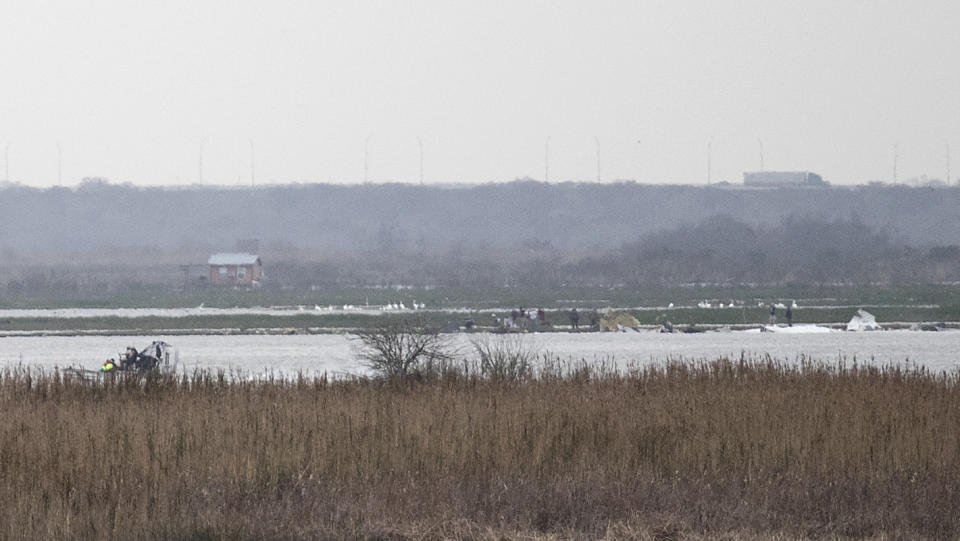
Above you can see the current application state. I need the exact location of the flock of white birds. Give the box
[690,300,799,309]
[306,302,427,312]
[379,301,426,311]
[304,300,798,312]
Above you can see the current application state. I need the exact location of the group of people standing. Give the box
[505,306,549,330]
[500,307,601,331]
[568,308,599,330]
[510,306,548,325]
[768,303,793,326]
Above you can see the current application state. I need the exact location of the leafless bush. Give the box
[470,333,538,382]
[354,319,456,380]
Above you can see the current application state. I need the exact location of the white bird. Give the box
[399,302,406,310]
[668,302,674,308]
[315,304,322,311]
[791,300,798,309]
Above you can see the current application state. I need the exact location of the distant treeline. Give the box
[578,215,960,287]
[1,179,959,296]
[267,215,960,289]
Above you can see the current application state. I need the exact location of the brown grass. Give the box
[1,358,958,540]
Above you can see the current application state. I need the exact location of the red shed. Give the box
[208,253,263,286]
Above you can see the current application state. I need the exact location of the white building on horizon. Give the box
[743,171,826,187]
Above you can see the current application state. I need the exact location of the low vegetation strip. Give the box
[0,302,956,335]
[1,359,958,539]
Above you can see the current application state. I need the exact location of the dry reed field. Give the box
[1,358,959,540]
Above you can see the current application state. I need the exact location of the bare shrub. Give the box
[470,333,538,382]
[354,319,456,380]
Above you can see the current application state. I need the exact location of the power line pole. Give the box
[417,136,423,184]
[595,136,601,182]
[893,142,898,184]
[636,139,642,182]
[757,137,764,172]
[545,136,551,182]
[364,136,370,183]
[707,140,712,184]
[946,139,951,185]
[249,138,255,187]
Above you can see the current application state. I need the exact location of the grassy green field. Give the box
[1,358,958,539]
[0,283,957,333]
[2,283,959,311]
[0,305,955,335]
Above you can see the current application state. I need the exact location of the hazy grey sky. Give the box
[1,1,957,187]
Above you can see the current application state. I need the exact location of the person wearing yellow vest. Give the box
[100,359,116,372]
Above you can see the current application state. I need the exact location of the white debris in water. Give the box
[847,309,881,331]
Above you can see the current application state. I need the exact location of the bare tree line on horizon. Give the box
[2,214,959,301]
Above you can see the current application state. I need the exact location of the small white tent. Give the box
[846,309,880,331]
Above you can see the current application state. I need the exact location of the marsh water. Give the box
[1,329,956,377]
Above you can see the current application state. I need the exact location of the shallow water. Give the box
[0,330,957,377]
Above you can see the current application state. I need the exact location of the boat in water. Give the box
[65,340,178,379]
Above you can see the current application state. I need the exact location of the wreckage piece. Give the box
[599,311,641,332]
[846,309,880,331]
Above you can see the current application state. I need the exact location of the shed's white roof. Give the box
[208,253,260,265]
